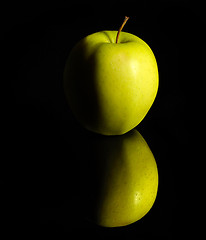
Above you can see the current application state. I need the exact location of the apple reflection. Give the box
[75,128,158,228]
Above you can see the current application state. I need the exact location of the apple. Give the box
[63,17,158,135]
[79,129,158,227]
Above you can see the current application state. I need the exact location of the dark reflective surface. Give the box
[4,1,202,238]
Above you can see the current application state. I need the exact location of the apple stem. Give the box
[116,16,129,44]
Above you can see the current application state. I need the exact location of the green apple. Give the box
[63,17,158,135]
[81,129,158,227]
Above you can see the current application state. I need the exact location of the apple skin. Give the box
[79,129,158,227]
[63,31,158,135]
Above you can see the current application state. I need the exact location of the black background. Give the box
[3,0,203,238]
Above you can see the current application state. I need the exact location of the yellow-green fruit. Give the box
[84,129,158,227]
[63,31,158,135]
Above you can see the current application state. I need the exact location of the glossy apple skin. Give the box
[63,31,158,135]
[80,129,158,227]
